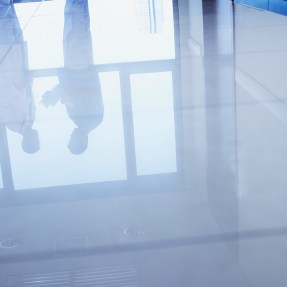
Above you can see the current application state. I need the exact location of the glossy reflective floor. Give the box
[1,0,287,286]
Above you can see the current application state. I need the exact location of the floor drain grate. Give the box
[5,265,139,287]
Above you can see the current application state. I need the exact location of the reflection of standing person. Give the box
[0,4,39,154]
[42,0,104,154]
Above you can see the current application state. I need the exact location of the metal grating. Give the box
[5,265,138,287]
[74,265,138,287]
[6,272,70,287]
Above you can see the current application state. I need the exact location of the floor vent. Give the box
[74,265,138,287]
[5,265,138,287]
[6,271,70,287]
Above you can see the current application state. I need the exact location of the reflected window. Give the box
[136,0,164,34]
[7,72,127,190]
[131,72,177,176]
[90,0,175,64]
[0,0,180,196]
[20,0,175,69]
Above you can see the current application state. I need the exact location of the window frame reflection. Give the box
[0,0,183,206]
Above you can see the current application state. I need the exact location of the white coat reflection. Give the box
[0,4,39,154]
[42,0,104,154]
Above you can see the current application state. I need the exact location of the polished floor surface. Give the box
[1,0,287,286]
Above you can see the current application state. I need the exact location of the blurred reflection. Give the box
[0,0,10,6]
[0,4,39,154]
[41,0,103,154]
[130,72,177,176]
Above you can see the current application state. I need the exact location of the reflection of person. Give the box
[42,0,104,154]
[0,4,39,154]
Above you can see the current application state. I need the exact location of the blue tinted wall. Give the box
[235,0,287,15]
